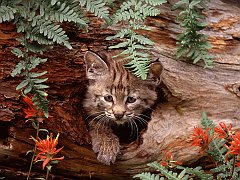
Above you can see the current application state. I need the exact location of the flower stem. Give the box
[230,155,236,180]
[26,121,39,180]
[46,167,50,180]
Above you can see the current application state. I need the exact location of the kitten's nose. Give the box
[114,113,124,120]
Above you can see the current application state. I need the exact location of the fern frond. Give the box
[33,90,49,118]
[134,35,154,45]
[107,0,166,79]
[106,29,132,40]
[29,57,47,70]
[177,166,213,180]
[126,57,149,80]
[78,0,109,19]
[0,5,16,23]
[133,172,162,180]
[32,20,72,49]
[144,0,167,6]
[42,2,88,27]
[148,162,189,180]
[201,112,215,132]
[11,61,25,77]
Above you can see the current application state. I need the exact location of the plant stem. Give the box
[46,168,50,180]
[26,121,39,180]
[230,155,236,180]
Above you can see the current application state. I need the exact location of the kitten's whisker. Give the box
[147,107,154,111]
[95,117,107,137]
[89,114,105,127]
[127,119,134,137]
[85,111,105,121]
[135,113,151,119]
[132,120,139,140]
[133,115,148,126]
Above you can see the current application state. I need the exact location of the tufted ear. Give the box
[148,61,164,85]
[84,51,109,79]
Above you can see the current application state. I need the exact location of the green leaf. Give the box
[34,84,49,89]
[23,85,32,94]
[33,78,48,84]
[29,71,47,78]
[172,0,189,10]
[51,0,57,6]
[178,169,186,179]
[36,90,48,97]
[189,0,202,9]
[16,80,28,90]
[11,48,23,57]
[11,61,25,77]
[133,172,161,180]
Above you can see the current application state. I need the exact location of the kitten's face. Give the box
[83,51,163,125]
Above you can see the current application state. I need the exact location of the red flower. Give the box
[214,122,233,139]
[33,133,64,170]
[160,152,182,168]
[22,95,44,122]
[228,132,240,156]
[191,127,212,150]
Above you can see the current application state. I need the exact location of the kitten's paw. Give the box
[96,139,120,165]
[92,135,120,165]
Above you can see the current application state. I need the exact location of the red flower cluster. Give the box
[22,95,44,122]
[33,133,64,170]
[191,127,212,150]
[214,122,233,139]
[161,152,182,168]
[192,122,240,167]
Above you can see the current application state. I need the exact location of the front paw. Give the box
[91,135,120,165]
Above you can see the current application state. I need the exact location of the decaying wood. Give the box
[0,0,240,179]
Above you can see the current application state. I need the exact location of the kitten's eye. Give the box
[127,96,136,103]
[104,95,113,102]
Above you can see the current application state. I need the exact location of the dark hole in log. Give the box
[0,122,10,141]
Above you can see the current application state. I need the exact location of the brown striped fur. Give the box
[83,51,163,165]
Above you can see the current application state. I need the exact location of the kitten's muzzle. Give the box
[114,112,125,120]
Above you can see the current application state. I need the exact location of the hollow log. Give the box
[0,0,240,179]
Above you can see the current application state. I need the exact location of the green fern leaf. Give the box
[0,5,16,23]
[32,20,72,49]
[11,61,25,77]
[148,162,180,180]
[28,57,47,70]
[16,79,29,90]
[79,0,109,19]
[134,35,154,45]
[133,172,162,180]
[144,0,167,6]
[126,57,149,80]
[11,48,23,58]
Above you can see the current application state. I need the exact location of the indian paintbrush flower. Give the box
[191,127,212,150]
[32,133,64,170]
[228,132,240,156]
[214,122,234,140]
[22,94,44,122]
[160,152,182,168]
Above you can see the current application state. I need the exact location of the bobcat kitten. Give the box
[83,51,163,165]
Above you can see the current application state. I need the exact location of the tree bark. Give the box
[0,0,240,179]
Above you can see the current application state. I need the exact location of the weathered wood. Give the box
[0,0,240,179]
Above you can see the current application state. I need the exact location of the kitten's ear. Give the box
[84,51,109,79]
[148,61,164,85]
